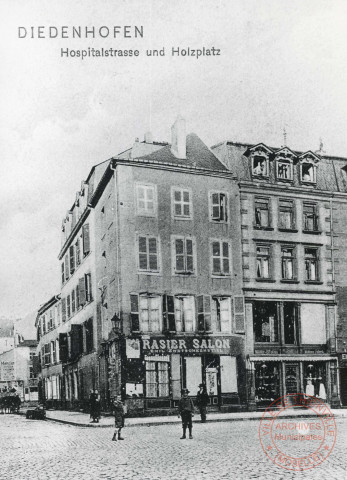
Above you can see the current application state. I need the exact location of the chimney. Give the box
[171,115,186,159]
[144,131,153,144]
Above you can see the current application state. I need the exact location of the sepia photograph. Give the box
[0,1,346,478]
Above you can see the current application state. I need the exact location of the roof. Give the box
[136,133,228,171]
[211,141,347,193]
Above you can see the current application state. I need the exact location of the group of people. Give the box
[106,383,210,442]
[0,388,21,414]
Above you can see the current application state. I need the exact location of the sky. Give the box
[1,0,347,318]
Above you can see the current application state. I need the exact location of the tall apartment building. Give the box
[91,117,245,415]
[212,140,347,408]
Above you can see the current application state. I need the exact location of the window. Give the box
[173,237,195,274]
[283,303,298,345]
[64,255,69,281]
[255,198,270,228]
[279,199,295,229]
[138,236,159,272]
[210,192,228,222]
[303,203,318,231]
[301,163,316,183]
[211,297,231,333]
[211,241,230,276]
[253,301,278,342]
[85,318,94,353]
[277,160,293,180]
[172,188,192,218]
[67,295,71,319]
[29,366,35,379]
[136,184,156,216]
[281,247,296,280]
[163,295,176,332]
[42,315,46,335]
[43,344,51,365]
[197,295,212,331]
[49,309,54,330]
[256,245,270,279]
[305,247,319,281]
[71,290,76,315]
[252,156,268,177]
[75,238,81,266]
[174,296,195,332]
[130,295,161,332]
[85,273,92,302]
[69,245,75,275]
[61,262,65,285]
[146,359,170,397]
[82,224,90,256]
[76,286,80,310]
[50,340,56,363]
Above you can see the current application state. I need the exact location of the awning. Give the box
[250,356,337,362]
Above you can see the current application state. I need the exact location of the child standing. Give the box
[112,395,125,441]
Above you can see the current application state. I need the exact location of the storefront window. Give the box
[283,303,298,345]
[145,360,169,398]
[255,362,281,404]
[253,302,278,342]
[303,362,327,400]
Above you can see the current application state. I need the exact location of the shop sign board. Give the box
[0,361,15,381]
[140,336,233,354]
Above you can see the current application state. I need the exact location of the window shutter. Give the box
[79,277,86,306]
[69,245,75,274]
[61,298,66,322]
[61,262,65,285]
[64,255,69,280]
[197,295,205,330]
[130,294,139,331]
[70,324,83,360]
[76,238,80,265]
[234,296,245,333]
[82,224,90,255]
[163,295,175,331]
[76,285,80,310]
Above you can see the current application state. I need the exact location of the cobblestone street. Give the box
[0,414,346,480]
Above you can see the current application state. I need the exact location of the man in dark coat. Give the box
[177,388,194,439]
[196,383,209,423]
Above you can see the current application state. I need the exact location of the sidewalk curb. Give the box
[20,410,346,429]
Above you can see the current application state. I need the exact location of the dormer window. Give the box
[301,163,316,183]
[245,144,272,179]
[252,156,268,177]
[277,160,293,180]
[299,152,319,185]
[274,148,295,182]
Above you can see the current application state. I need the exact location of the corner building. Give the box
[212,141,347,409]
[91,118,246,415]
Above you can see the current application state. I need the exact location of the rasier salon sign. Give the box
[140,336,232,354]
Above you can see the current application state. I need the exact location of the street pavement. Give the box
[0,413,346,480]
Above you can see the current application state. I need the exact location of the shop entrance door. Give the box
[340,368,347,406]
[285,363,300,402]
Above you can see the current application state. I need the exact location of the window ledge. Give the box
[276,178,294,183]
[173,216,193,221]
[280,279,299,284]
[278,228,298,233]
[252,174,269,180]
[254,225,274,231]
[255,278,276,283]
[300,181,317,186]
[138,270,161,276]
[211,274,231,278]
[174,272,195,276]
[304,280,323,285]
[302,230,322,235]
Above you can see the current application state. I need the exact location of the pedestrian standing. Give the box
[196,383,209,423]
[112,395,125,441]
[177,388,194,439]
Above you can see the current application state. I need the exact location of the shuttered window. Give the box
[163,295,175,332]
[138,236,159,272]
[82,224,90,256]
[69,245,75,274]
[173,237,195,274]
[197,295,212,331]
[211,297,231,333]
[210,192,228,222]
[211,241,230,276]
[234,296,245,333]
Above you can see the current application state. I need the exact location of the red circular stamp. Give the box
[259,393,337,471]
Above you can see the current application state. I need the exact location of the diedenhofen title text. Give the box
[18,25,144,39]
